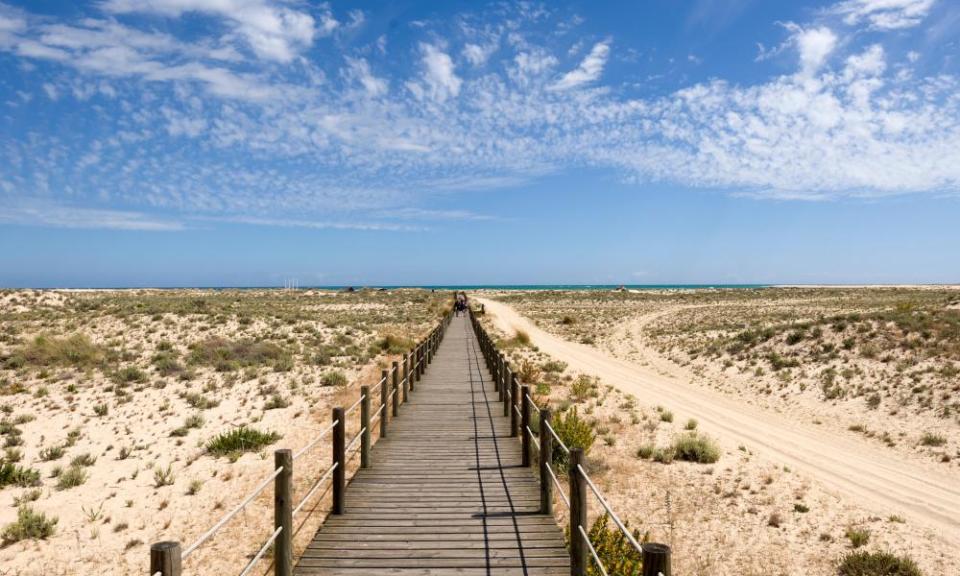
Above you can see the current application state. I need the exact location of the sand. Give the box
[478,296,960,575]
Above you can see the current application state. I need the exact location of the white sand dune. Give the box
[478,297,960,548]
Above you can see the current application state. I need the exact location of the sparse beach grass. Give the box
[0,287,449,574]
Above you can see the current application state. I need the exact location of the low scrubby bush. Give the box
[206,426,281,457]
[837,551,922,576]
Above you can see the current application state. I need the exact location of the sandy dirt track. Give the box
[477,298,960,548]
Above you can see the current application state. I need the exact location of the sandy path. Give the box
[478,298,960,547]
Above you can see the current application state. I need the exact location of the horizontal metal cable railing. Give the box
[468,305,671,576]
[149,310,455,576]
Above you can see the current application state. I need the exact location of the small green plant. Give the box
[513,330,531,346]
[70,453,97,467]
[659,410,674,423]
[635,444,655,459]
[187,479,203,495]
[837,551,922,576]
[264,394,290,410]
[39,444,65,461]
[670,432,720,464]
[13,488,41,506]
[919,432,946,447]
[373,334,414,355]
[793,503,809,513]
[0,462,41,488]
[206,426,281,457]
[845,527,871,548]
[550,407,595,469]
[56,466,88,490]
[153,465,176,487]
[1,505,57,544]
[93,403,109,417]
[321,371,348,387]
[684,418,698,430]
[582,514,644,575]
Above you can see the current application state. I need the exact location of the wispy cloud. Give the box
[0,203,183,230]
[0,0,958,236]
[829,0,936,30]
[548,40,610,91]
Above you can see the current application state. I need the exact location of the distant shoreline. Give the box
[4,283,959,291]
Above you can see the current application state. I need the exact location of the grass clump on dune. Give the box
[372,334,414,355]
[1,506,57,545]
[206,426,281,457]
[670,432,721,464]
[0,462,41,488]
[189,337,290,372]
[837,550,922,576]
[4,334,109,369]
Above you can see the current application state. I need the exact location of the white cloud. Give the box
[830,0,936,30]
[548,40,609,91]
[0,202,183,230]
[344,56,387,97]
[100,0,320,62]
[408,43,461,102]
[791,25,838,76]
[463,42,497,66]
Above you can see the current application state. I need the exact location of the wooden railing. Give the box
[148,311,453,576]
[469,307,673,576]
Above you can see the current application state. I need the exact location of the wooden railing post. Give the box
[274,449,293,576]
[332,407,345,515]
[379,369,389,439]
[539,408,553,515]
[503,362,511,418]
[391,361,399,416]
[360,386,371,469]
[521,385,531,467]
[406,350,413,393]
[402,354,410,402]
[150,541,182,576]
[510,373,519,437]
[642,543,672,576]
[569,448,587,576]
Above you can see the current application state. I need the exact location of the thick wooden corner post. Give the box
[274,449,293,576]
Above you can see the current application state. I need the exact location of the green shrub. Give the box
[1,506,57,544]
[56,466,88,490]
[373,334,414,355]
[919,432,946,447]
[551,407,595,470]
[635,444,655,459]
[264,394,291,410]
[583,514,644,576]
[206,426,281,457]
[659,410,673,423]
[670,432,721,464]
[113,366,146,384]
[153,465,175,487]
[152,352,183,376]
[8,334,108,369]
[845,527,871,548]
[321,371,348,387]
[0,462,41,488]
[70,453,97,467]
[40,445,67,462]
[837,551,922,576]
[189,338,290,371]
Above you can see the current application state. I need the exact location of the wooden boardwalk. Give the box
[294,315,570,575]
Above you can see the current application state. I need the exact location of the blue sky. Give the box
[1,0,958,287]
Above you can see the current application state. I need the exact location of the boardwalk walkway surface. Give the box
[294,315,570,575]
